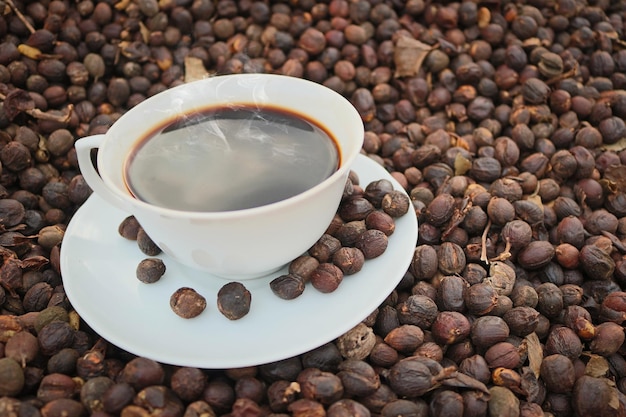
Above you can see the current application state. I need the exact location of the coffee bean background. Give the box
[1,0,626,416]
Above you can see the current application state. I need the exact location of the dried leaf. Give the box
[492,368,525,395]
[119,41,149,62]
[393,36,432,78]
[602,137,626,152]
[603,165,626,193]
[5,234,36,245]
[526,194,544,215]
[600,179,618,195]
[27,105,73,122]
[454,153,472,175]
[477,7,491,28]
[441,371,490,395]
[0,315,23,342]
[114,0,132,10]
[17,44,42,59]
[520,367,542,403]
[441,198,471,240]
[609,379,620,410]
[525,332,543,378]
[138,21,151,45]
[69,310,81,331]
[184,56,210,83]
[0,257,23,296]
[3,89,35,120]
[20,256,49,270]
[521,38,542,48]
[601,231,626,253]
[6,0,35,33]
[584,353,610,378]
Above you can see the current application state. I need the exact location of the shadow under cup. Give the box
[77,74,365,279]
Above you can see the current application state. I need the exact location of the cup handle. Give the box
[75,135,133,213]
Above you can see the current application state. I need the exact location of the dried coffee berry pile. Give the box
[271,174,410,299]
[1,0,626,415]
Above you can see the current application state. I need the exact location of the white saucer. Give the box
[61,154,418,368]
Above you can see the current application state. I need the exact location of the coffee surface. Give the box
[124,105,339,212]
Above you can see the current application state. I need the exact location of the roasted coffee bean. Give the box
[310,263,344,293]
[289,255,320,281]
[118,216,141,240]
[270,274,306,300]
[535,283,564,318]
[545,326,583,360]
[38,321,75,356]
[484,342,521,369]
[465,282,498,315]
[217,282,251,320]
[365,210,395,236]
[383,325,424,354]
[297,368,343,405]
[0,357,25,397]
[589,322,625,357]
[431,311,471,345]
[102,383,136,414]
[397,295,438,329]
[354,229,388,259]
[388,356,442,397]
[503,306,540,337]
[136,228,162,256]
[310,234,343,262]
[517,241,555,270]
[81,376,115,413]
[339,197,375,221]
[410,245,438,281]
[436,275,468,312]
[580,244,615,281]
[170,287,207,319]
[363,180,394,208]
[136,258,166,284]
[332,247,365,275]
[470,316,510,350]
[381,190,410,217]
[572,376,620,417]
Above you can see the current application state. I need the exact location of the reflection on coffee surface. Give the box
[124,105,340,212]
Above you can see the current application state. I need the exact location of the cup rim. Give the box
[97,74,365,219]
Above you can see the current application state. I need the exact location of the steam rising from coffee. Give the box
[125,103,339,212]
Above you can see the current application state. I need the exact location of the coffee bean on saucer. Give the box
[365,210,396,236]
[364,179,395,208]
[270,274,306,300]
[332,247,365,275]
[289,255,320,282]
[118,215,141,240]
[217,282,252,320]
[137,228,162,256]
[310,263,344,293]
[309,234,342,263]
[170,287,207,319]
[136,258,166,284]
[381,190,411,217]
[355,229,388,259]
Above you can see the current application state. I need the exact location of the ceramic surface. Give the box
[75,74,364,279]
[61,155,418,368]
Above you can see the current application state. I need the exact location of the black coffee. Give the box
[124,105,340,212]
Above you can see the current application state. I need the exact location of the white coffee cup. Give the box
[75,74,364,279]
